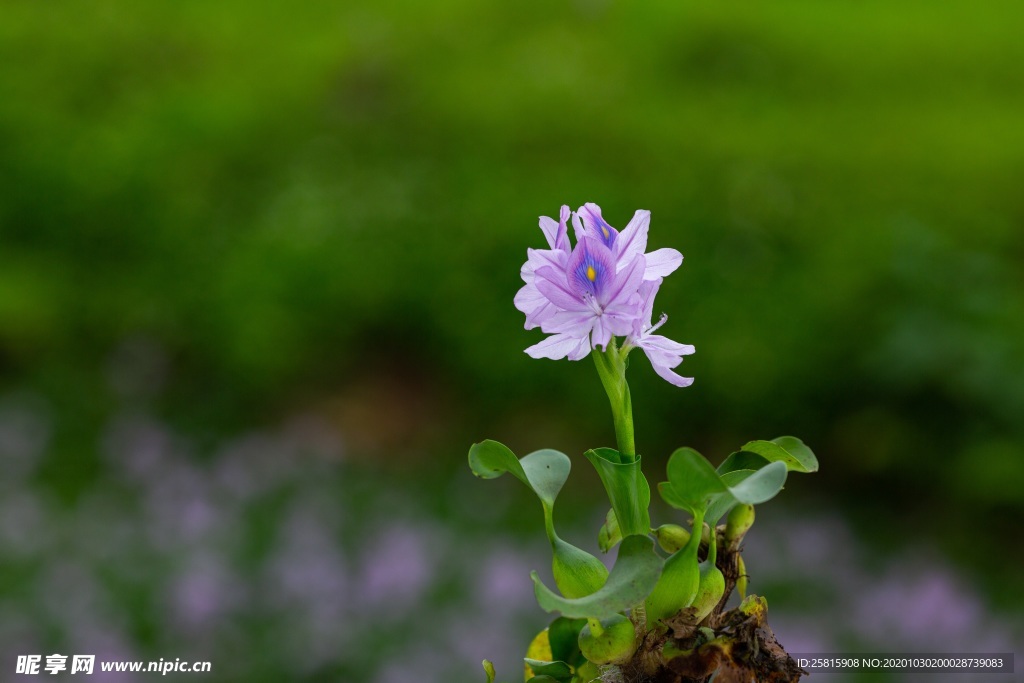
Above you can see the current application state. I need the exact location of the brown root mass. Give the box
[613,530,806,683]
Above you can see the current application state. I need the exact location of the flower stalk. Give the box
[592,339,635,458]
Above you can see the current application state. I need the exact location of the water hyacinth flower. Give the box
[526,237,645,358]
[518,203,694,386]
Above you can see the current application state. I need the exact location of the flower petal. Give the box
[526,332,591,360]
[640,334,695,357]
[514,282,559,330]
[591,316,612,350]
[539,216,560,250]
[536,269,584,310]
[599,253,645,308]
[650,360,694,387]
[634,279,662,334]
[543,309,596,335]
[577,203,619,249]
[566,237,616,300]
[571,211,586,243]
[643,248,683,280]
[527,247,567,275]
[539,205,572,252]
[636,333,695,387]
[566,334,592,360]
[616,210,650,268]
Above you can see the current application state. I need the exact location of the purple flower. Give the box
[517,202,695,385]
[626,279,695,387]
[514,206,572,330]
[573,203,683,281]
[525,237,645,358]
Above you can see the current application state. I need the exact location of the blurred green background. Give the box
[1,1,1022,681]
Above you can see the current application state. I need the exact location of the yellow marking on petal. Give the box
[586,265,597,282]
[602,227,610,239]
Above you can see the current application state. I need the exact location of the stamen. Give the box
[648,313,668,334]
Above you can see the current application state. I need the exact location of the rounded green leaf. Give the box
[532,535,663,619]
[771,435,819,472]
[468,442,573,507]
[728,460,788,504]
[585,448,651,538]
[521,449,572,507]
[704,488,741,527]
[469,439,528,483]
[662,447,727,513]
[705,464,787,524]
[741,437,818,473]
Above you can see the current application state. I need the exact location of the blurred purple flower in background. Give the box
[0,392,1020,682]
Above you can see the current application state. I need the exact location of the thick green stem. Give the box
[593,340,636,457]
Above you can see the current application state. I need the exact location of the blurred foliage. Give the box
[2,0,1024,645]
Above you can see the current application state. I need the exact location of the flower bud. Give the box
[736,554,748,599]
[725,504,755,546]
[690,527,725,622]
[598,508,622,553]
[578,615,637,665]
[691,560,725,622]
[654,523,690,554]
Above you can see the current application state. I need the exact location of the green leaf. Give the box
[661,447,727,513]
[704,474,746,526]
[585,448,651,537]
[547,617,587,668]
[597,508,622,554]
[526,677,561,683]
[469,442,606,599]
[771,435,819,472]
[705,464,788,524]
[740,437,818,473]
[469,440,528,484]
[532,535,663,619]
[717,450,770,474]
[520,448,573,507]
[728,460,788,503]
[552,537,609,599]
[523,660,573,680]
